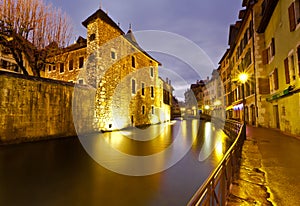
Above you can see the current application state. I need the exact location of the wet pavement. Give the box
[0,120,231,206]
[227,126,300,206]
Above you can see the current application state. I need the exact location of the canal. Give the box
[0,119,231,206]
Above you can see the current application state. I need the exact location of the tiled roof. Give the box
[82,9,124,35]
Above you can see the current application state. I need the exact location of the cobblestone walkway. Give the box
[227,137,273,206]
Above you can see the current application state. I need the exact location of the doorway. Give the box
[273,105,280,129]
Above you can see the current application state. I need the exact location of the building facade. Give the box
[217,0,300,136]
[258,0,300,135]
[45,9,172,131]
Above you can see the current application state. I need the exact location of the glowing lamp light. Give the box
[238,73,248,84]
[213,100,221,106]
[204,105,210,110]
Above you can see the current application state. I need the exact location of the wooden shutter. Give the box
[258,78,270,94]
[271,38,275,56]
[274,68,279,90]
[297,46,300,77]
[284,58,290,84]
[262,49,268,65]
[289,2,296,31]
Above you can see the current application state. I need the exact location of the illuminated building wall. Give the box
[46,9,170,131]
[258,0,300,135]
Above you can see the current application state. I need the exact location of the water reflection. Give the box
[0,119,231,206]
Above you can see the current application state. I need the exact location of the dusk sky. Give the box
[49,0,243,100]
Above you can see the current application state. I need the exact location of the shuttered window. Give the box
[289,2,296,31]
[262,49,268,65]
[60,63,64,73]
[131,79,136,94]
[132,56,136,68]
[284,58,290,84]
[274,68,279,90]
[271,38,275,56]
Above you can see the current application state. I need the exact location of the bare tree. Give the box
[0,0,73,76]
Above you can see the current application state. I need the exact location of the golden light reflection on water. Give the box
[89,119,230,176]
[214,130,227,161]
[198,122,229,162]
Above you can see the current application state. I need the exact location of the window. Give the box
[111,50,116,59]
[244,49,252,68]
[274,68,279,90]
[142,105,145,115]
[262,49,269,65]
[151,106,154,115]
[132,79,136,94]
[48,65,51,72]
[163,90,170,105]
[132,56,136,68]
[150,67,154,77]
[262,38,275,65]
[290,54,296,80]
[53,65,56,71]
[89,33,96,41]
[151,86,154,98]
[79,57,84,69]
[246,82,250,96]
[59,63,64,73]
[288,1,300,31]
[270,68,279,92]
[284,57,290,84]
[69,59,73,71]
[78,79,84,84]
[141,82,145,96]
[270,38,275,57]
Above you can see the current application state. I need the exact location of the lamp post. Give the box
[238,73,248,123]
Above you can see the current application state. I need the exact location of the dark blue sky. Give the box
[48,0,243,100]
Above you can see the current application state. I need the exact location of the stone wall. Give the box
[0,71,94,144]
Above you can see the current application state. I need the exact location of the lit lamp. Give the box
[238,72,248,123]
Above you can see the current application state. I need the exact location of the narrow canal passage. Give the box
[0,120,230,206]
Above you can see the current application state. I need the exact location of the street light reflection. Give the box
[214,131,226,161]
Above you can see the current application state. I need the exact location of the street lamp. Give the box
[238,72,248,123]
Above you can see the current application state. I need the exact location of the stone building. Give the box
[44,36,87,83]
[218,0,269,126]
[190,79,206,113]
[45,8,172,131]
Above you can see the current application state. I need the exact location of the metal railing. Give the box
[187,120,246,206]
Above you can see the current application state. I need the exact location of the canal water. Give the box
[0,119,230,206]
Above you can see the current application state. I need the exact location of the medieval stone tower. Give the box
[82,9,162,131]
